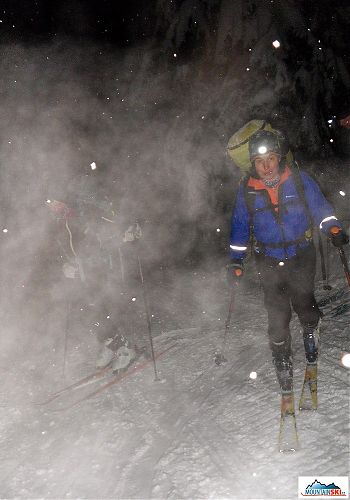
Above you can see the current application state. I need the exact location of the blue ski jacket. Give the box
[229,168,342,262]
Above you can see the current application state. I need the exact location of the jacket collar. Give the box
[247,165,292,190]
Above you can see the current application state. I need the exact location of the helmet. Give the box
[249,130,283,160]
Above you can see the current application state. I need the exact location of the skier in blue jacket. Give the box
[228,129,348,393]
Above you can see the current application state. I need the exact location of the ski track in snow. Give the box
[0,262,349,499]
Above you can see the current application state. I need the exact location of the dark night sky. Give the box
[0,0,156,46]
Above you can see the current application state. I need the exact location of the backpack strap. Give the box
[240,174,255,255]
[242,174,255,218]
[289,161,314,229]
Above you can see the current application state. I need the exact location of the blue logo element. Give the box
[302,479,346,496]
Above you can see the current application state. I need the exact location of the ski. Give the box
[298,362,318,411]
[318,287,347,307]
[47,344,176,410]
[35,360,115,405]
[278,391,299,453]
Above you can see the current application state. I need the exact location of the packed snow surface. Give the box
[0,253,349,499]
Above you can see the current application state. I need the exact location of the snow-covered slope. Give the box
[0,249,349,499]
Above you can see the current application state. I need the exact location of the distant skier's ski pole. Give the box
[65,218,85,283]
[214,287,235,365]
[63,299,71,379]
[337,246,350,288]
[138,254,160,381]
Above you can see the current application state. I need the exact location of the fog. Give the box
[0,39,245,367]
[0,36,349,499]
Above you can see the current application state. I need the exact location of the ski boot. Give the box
[112,345,137,373]
[96,337,115,369]
[271,342,293,393]
[299,322,320,410]
[106,333,139,374]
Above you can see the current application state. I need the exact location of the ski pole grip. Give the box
[330,226,349,247]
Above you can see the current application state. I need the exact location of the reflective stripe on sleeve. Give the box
[319,215,338,229]
[230,244,248,251]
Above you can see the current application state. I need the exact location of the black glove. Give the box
[226,261,244,287]
[329,226,349,247]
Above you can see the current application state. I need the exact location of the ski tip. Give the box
[279,446,298,453]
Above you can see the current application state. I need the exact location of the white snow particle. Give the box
[90,162,97,170]
[249,371,257,380]
[341,353,350,368]
[272,40,280,48]
[339,190,346,197]
[216,228,221,232]
[132,297,136,302]
[3,228,8,233]
[173,53,177,57]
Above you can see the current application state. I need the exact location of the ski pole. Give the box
[214,287,235,366]
[65,218,86,283]
[63,299,71,378]
[318,230,331,290]
[137,255,160,381]
[325,237,332,289]
[337,246,350,288]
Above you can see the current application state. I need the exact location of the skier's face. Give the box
[253,152,280,181]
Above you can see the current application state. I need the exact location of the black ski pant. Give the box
[255,245,321,357]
